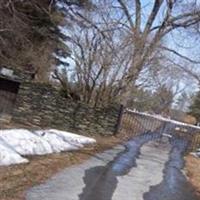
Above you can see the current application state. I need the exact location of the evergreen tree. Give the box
[0,0,90,82]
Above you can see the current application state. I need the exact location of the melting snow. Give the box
[0,129,96,166]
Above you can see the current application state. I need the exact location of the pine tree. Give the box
[0,0,90,82]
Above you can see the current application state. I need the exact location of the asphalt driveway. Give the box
[26,134,199,200]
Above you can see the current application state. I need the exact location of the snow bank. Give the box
[0,138,28,166]
[0,129,53,155]
[35,130,81,152]
[0,129,96,166]
[43,129,96,145]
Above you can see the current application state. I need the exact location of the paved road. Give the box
[26,135,199,200]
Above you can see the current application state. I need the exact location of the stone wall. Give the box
[12,82,122,135]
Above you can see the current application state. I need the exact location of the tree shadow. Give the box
[78,165,118,200]
[143,138,199,200]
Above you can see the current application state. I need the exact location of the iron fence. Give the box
[120,109,200,152]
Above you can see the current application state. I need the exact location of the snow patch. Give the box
[35,130,81,152]
[0,129,96,166]
[0,129,53,155]
[45,129,96,145]
[0,138,28,166]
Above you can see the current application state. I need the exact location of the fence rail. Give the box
[120,109,200,152]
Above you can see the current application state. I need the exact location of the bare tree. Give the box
[54,0,200,106]
[108,0,200,103]
[55,22,134,106]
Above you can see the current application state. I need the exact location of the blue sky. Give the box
[61,0,200,101]
[133,0,200,95]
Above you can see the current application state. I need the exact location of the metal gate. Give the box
[0,78,20,118]
[120,109,200,152]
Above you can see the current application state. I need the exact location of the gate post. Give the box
[114,104,124,135]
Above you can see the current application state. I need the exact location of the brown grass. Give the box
[185,155,200,197]
[0,130,133,200]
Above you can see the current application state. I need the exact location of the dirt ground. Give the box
[185,155,200,197]
[0,130,133,200]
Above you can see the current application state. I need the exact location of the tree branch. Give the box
[161,46,200,64]
[143,0,164,37]
[117,0,135,29]
[166,58,200,84]
[135,0,141,32]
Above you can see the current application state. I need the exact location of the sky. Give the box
[61,0,200,105]
[133,0,200,96]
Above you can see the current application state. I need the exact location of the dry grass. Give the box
[185,155,200,197]
[0,130,133,200]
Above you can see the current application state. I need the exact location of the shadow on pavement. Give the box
[78,132,161,200]
[143,138,199,200]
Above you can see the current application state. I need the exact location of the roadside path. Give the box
[26,135,199,200]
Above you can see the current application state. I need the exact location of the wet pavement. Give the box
[26,133,199,200]
[143,139,199,200]
[79,133,163,200]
